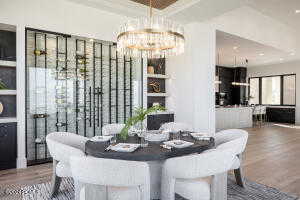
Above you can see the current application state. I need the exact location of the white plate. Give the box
[110,143,140,152]
[163,140,194,149]
[90,136,113,142]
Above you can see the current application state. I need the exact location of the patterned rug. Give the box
[0,177,298,200]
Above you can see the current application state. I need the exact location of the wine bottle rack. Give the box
[25,28,136,165]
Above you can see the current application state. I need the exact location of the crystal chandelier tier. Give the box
[117,0,185,58]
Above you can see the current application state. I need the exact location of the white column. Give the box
[166,22,216,134]
[16,24,27,169]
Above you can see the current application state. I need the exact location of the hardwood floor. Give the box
[0,124,300,197]
[243,124,300,196]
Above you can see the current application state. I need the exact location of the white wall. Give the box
[167,22,216,134]
[247,60,300,123]
[0,0,131,168]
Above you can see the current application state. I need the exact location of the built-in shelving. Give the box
[147,92,168,97]
[0,117,17,123]
[0,90,17,95]
[148,111,174,115]
[0,60,16,67]
[147,74,169,79]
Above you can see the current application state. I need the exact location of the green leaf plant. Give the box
[120,105,166,140]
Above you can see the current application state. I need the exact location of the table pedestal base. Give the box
[147,160,165,200]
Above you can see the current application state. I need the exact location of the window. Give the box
[261,76,281,105]
[249,78,259,104]
[249,74,296,106]
[283,75,296,105]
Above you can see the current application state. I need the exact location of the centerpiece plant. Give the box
[120,105,166,140]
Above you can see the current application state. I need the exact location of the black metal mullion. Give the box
[129,57,133,117]
[115,49,118,123]
[34,32,37,161]
[65,37,68,132]
[83,40,87,137]
[109,45,112,123]
[280,75,284,105]
[123,56,126,123]
[75,40,79,134]
[93,42,96,136]
[100,44,103,134]
[259,78,262,105]
[141,57,144,109]
[25,29,28,158]
[55,36,59,132]
[44,34,48,159]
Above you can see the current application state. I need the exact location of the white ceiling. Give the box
[247,0,300,32]
[66,0,300,31]
[216,31,298,67]
[66,0,300,67]
[66,0,247,22]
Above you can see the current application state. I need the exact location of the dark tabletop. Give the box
[85,134,215,161]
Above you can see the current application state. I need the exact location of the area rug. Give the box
[0,177,298,200]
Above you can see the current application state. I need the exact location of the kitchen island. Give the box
[216,106,253,131]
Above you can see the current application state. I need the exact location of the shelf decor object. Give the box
[116,0,185,58]
[25,28,138,165]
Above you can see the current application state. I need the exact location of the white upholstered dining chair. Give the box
[214,129,249,187]
[159,122,192,132]
[102,123,125,136]
[161,147,236,200]
[46,132,88,197]
[70,156,150,200]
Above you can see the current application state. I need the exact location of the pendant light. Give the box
[215,53,222,84]
[232,57,249,86]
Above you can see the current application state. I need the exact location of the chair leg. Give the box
[234,154,245,188]
[211,172,227,200]
[74,180,85,200]
[50,160,62,198]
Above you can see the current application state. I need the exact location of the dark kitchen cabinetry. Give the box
[147,113,174,130]
[0,122,17,170]
[232,67,247,105]
[218,66,234,105]
[266,107,295,124]
[216,66,247,105]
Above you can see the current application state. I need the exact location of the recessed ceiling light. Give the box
[259,53,264,56]
[279,58,284,61]
[233,46,238,50]
[290,52,295,56]
[295,10,300,14]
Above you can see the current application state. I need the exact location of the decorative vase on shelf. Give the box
[147,66,155,74]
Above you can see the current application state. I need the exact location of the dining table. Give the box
[85,133,215,200]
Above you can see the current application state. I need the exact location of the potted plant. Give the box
[120,105,166,140]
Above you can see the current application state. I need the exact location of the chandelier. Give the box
[117,0,185,58]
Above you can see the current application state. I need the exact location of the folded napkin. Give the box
[164,140,194,149]
[190,132,211,140]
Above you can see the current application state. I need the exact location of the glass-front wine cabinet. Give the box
[25,28,142,165]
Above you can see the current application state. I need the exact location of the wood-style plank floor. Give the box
[0,124,299,197]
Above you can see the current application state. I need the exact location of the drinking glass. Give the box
[110,135,117,144]
[140,135,149,148]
